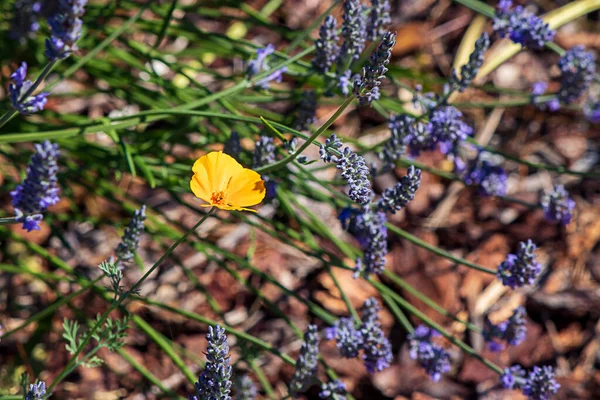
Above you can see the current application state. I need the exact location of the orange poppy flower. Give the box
[190,151,266,212]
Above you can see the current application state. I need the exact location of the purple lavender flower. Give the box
[24,381,47,400]
[483,306,527,351]
[429,106,473,154]
[531,81,561,111]
[290,324,320,397]
[497,240,541,289]
[377,166,421,213]
[360,297,393,373]
[10,0,43,42]
[294,91,318,131]
[9,62,49,115]
[346,207,388,278]
[557,46,596,104]
[523,366,561,400]
[252,136,276,168]
[224,131,241,159]
[378,114,409,168]
[313,15,339,74]
[462,152,507,197]
[403,120,436,156]
[319,379,347,400]
[338,0,366,63]
[493,0,555,49]
[353,32,396,105]
[234,375,257,400]
[191,325,232,400]
[541,185,575,225]
[320,134,372,204]
[325,317,363,358]
[246,44,287,89]
[501,365,527,389]
[584,98,600,123]
[45,0,88,60]
[115,205,146,263]
[337,69,354,96]
[407,325,451,382]
[449,33,490,92]
[11,141,60,232]
[367,0,391,41]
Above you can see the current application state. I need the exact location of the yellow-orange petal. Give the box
[225,167,266,207]
[191,151,242,193]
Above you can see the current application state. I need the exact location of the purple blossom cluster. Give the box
[191,325,232,400]
[493,0,555,49]
[290,324,320,397]
[376,166,421,214]
[584,98,600,123]
[115,205,147,263]
[234,375,257,400]
[407,325,451,382]
[246,44,287,89]
[319,380,347,400]
[11,141,60,232]
[353,32,396,105]
[501,365,560,400]
[338,0,367,64]
[313,16,339,74]
[10,0,43,42]
[339,206,388,278]
[326,298,393,373]
[557,46,596,104]
[294,91,318,131]
[483,306,527,352]
[46,0,88,60]
[497,240,541,289]
[367,0,391,41]
[9,62,49,115]
[541,185,575,225]
[252,136,276,168]
[448,33,490,92]
[461,152,508,197]
[24,381,47,400]
[320,134,372,204]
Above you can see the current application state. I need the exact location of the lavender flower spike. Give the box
[408,325,451,382]
[501,365,527,389]
[252,136,276,168]
[290,324,320,397]
[313,15,339,74]
[349,207,388,278]
[353,32,396,105]
[234,375,257,400]
[483,306,527,351]
[557,46,596,104]
[246,44,287,89]
[541,185,575,225]
[449,33,490,92]
[24,381,47,400]
[294,91,318,131]
[462,152,507,197]
[378,114,410,169]
[367,0,391,41]
[497,240,541,289]
[338,0,366,63]
[319,380,347,400]
[377,166,421,214]
[10,0,43,42]
[115,205,147,263]
[429,105,473,154]
[11,141,60,232]
[360,297,393,373]
[191,324,232,400]
[325,317,363,358]
[46,0,88,60]
[523,366,561,400]
[9,62,49,115]
[493,0,555,50]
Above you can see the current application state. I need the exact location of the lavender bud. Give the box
[9,62,49,115]
[45,0,88,60]
[523,366,560,400]
[541,185,575,225]
[247,44,287,89]
[501,365,527,389]
[11,140,60,232]
[252,136,276,168]
[313,16,340,74]
[338,0,367,63]
[366,0,391,41]
[224,131,242,159]
[407,325,451,382]
[449,33,490,92]
[326,317,363,358]
[294,91,318,131]
[319,379,347,400]
[10,0,43,42]
[557,46,596,104]
[192,325,232,400]
[347,207,388,278]
[462,152,507,197]
[377,166,421,213]
[429,106,473,154]
[360,297,393,373]
[290,324,320,397]
[493,0,555,50]
[234,375,257,400]
[115,205,146,263]
[483,306,527,351]
[378,114,410,169]
[584,97,600,123]
[497,240,541,289]
[337,70,354,96]
[24,381,47,400]
[353,32,396,105]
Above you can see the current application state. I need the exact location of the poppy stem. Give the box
[256,95,357,174]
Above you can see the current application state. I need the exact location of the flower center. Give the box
[210,190,227,205]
